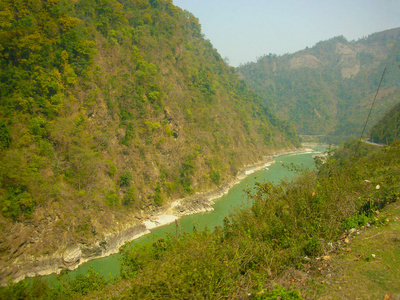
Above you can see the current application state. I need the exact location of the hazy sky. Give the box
[173,0,400,67]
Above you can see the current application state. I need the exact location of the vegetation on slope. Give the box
[310,200,400,299]
[2,140,399,299]
[0,0,299,282]
[237,29,400,141]
[370,100,400,144]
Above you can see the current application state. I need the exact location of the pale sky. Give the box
[173,0,400,67]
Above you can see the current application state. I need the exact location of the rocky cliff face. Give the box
[3,223,149,283]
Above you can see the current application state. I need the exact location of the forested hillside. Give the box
[370,100,400,144]
[0,0,298,283]
[238,28,400,141]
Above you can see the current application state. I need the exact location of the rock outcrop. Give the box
[2,223,149,285]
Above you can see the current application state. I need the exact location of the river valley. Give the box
[25,147,326,285]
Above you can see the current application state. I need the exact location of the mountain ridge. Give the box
[237,27,400,139]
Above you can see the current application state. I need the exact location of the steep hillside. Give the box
[237,28,400,141]
[370,100,400,144]
[0,0,298,283]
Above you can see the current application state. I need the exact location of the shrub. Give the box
[343,213,370,230]
[303,237,322,257]
[123,187,136,206]
[210,169,220,185]
[106,191,120,207]
[66,266,108,296]
[0,121,11,150]
[154,184,163,206]
[106,160,117,178]
[0,279,30,300]
[119,172,133,187]
[0,186,34,221]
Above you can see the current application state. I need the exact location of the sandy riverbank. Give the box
[141,147,315,231]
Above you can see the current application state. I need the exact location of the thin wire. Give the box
[353,67,386,158]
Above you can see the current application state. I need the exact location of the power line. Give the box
[353,67,386,158]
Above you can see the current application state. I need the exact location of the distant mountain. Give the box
[370,100,400,144]
[0,0,299,282]
[237,28,400,142]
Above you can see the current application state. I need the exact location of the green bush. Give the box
[106,191,120,207]
[119,172,133,187]
[66,266,108,296]
[210,169,221,185]
[154,184,163,206]
[0,186,34,221]
[303,237,322,257]
[0,121,11,150]
[180,155,195,194]
[106,160,117,178]
[343,213,370,230]
[123,186,136,206]
[0,279,30,300]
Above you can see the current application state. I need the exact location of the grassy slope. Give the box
[273,201,400,299]
[320,201,400,299]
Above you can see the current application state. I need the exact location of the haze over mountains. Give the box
[237,28,400,142]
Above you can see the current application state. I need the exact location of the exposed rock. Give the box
[1,223,150,285]
[289,54,322,69]
[81,243,103,258]
[348,228,357,235]
[63,245,82,266]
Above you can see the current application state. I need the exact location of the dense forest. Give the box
[0,0,299,284]
[237,29,400,142]
[370,100,400,144]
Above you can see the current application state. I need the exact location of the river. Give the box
[30,147,326,284]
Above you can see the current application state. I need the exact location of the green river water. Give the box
[30,147,326,284]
